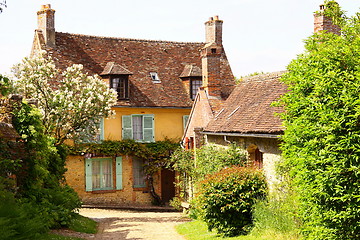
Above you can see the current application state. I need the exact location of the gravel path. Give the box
[53,208,189,240]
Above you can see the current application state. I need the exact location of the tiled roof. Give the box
[45,32,208,108]
[100,62,133,75]
[204,71,288,134]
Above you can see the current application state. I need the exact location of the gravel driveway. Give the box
[53,208,189,240]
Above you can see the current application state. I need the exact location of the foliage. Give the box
[277,2,360,239]
[250,193,300,240]
[4,101,81,230]
[169,143,248,200]
[68,139,179,205]
[0,74,11,96]
[11,54,117,145]
[0,186,49,240]
[195,166,267,237]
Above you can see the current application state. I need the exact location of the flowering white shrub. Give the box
[12,54,117,145]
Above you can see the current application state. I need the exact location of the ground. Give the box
[52,208,189,240]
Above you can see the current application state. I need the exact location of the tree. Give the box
[11,54,117,145]
[278,1,360,239]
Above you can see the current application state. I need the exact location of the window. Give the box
[122,114,155,142]
[183,115,189,131]
[85,157,123,191]
[150,72,160,82]
[110,75,129,100]
[190,79,202,99]
[133,157,146,188]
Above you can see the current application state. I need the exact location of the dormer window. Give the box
[111,75,129,100]
[150,72,160,82]
[190,78,202,100]
[100,62,133,101]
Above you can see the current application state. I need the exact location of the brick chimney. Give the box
[314,4,340,35]
[201,16,223,99]
[205,15,223,45]
[37,4,55,47]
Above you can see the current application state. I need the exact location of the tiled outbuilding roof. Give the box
[43,32,208,108]
[204,71,288,134]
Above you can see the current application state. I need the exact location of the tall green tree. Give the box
[279,1,360,239]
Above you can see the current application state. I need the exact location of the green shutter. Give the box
[183,115,189,131]
[122,115,132,140]
[116,156,123,190]
[99,118,105,141]
[85,158,92,191]
[143,114,154,142]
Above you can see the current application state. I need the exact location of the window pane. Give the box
[133,157,146,187]
[92,160,101,189]
[102,159,112,188]
[191,79,202,99]
[132,116,143,140]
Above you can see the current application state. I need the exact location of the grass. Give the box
[176,220,299,240]
[67,213,97,234]
[39,214,98,240]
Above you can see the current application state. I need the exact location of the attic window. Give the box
[150,72,160,82]
[111,75,129,100]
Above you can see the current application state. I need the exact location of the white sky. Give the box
[0,0,359,77]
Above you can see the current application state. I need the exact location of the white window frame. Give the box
[150,72,160,83]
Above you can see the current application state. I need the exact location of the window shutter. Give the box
[122,115,132,140]
[99,118,105,141]
[183,115,189,131]
[85,158,92,191]
[116,156,123,190]
[143,114,154,142]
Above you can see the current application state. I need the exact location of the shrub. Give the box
[195,166,267,237]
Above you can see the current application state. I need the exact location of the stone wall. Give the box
[205,134,282,191]
[65,155,161,206]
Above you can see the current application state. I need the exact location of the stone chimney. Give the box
[201,16,223,99]
[37,4,55,47]
[314,4,340,35]
[205,15,223,45]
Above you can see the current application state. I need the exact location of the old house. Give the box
[183,3,339,191]
[30,4,234,206]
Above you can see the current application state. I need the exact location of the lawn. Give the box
[176,220,299,240]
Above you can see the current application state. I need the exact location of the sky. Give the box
[0,0,359,77]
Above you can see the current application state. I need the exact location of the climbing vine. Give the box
[68,139,180,205]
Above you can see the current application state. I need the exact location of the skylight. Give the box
[150,72,160,82]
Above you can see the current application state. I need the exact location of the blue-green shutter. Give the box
[183,115,189,131]
[99,118,105,141]
[122,115,132,140]
[85,158,92,191]
[143,114,154,142]
[116,156,123,190]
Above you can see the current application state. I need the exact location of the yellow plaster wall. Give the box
[104,107,191,141]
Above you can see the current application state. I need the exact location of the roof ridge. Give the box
[243,70,287,82]
[56,32,205,45]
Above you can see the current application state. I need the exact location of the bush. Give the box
[195,166,267,237]
[0,187,48,240]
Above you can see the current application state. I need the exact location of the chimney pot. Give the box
[214,15,219,20]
